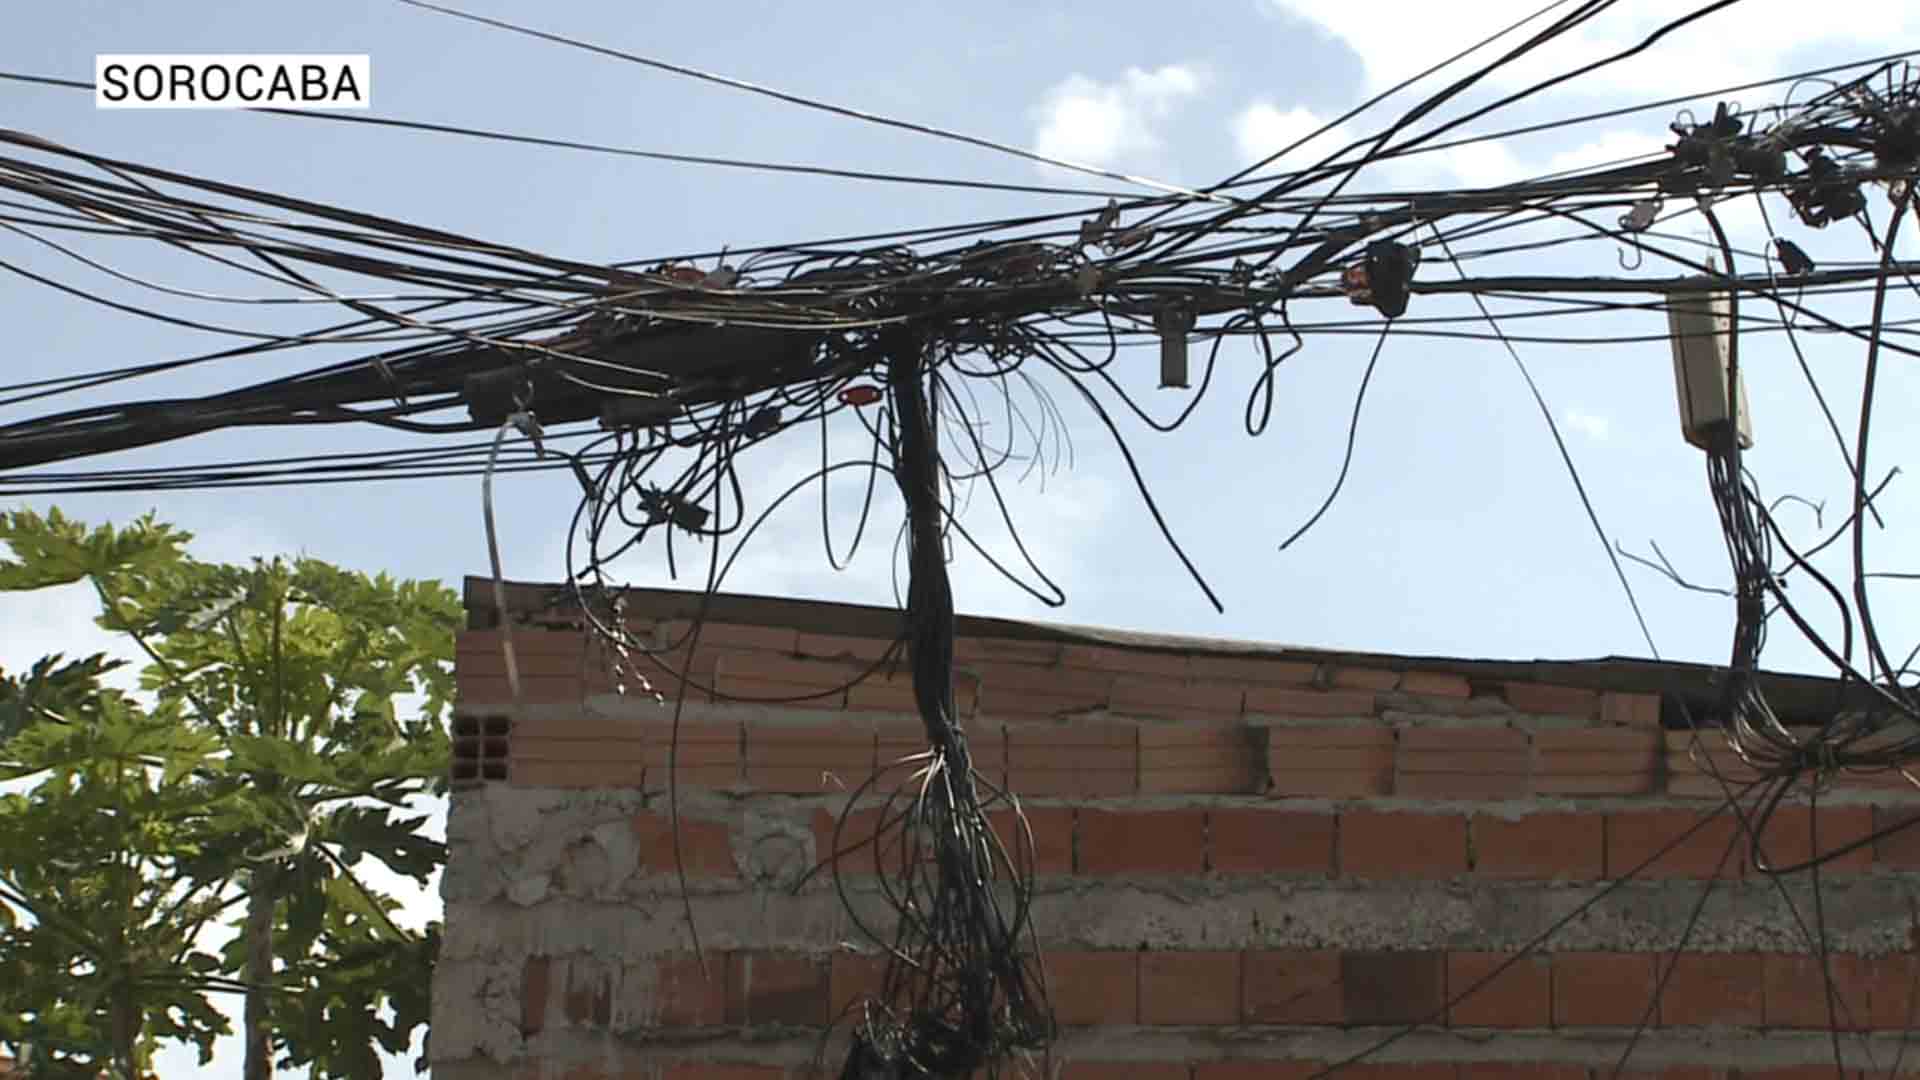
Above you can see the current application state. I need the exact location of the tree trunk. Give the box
[110,977,136,1080]
[243,864,278,1080]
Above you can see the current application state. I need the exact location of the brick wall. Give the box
[431,600,1920,1080]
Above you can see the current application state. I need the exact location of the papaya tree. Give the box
[0,653,236,1080]
[0,509,461,1078]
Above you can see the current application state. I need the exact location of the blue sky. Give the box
[4,1,1919,1076]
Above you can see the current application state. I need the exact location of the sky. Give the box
[3,1,1919,1076]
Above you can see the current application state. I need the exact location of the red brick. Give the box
[1397,726,1528,795]
[1242,949,1343,1024]
[1246,685,1377,719]
[1342,951,1445,1025]
[874,721,999,782]
[811,806,894,878]
[1503,682,1599,717]
[506,714,624,740]
[1061,642,1190,677]
[1193,1063,1319,1080]
[1447,951,1550,1028]
[560,972,602,1030]
[987,805,1073,875]
[632,813,737,878]
[795,631,901,662]
[1399,670,1473,697]
[1763,952,1874,1031]
[512,732,734,768]
[459,627,589,655]
[512,719,739,789]
[1746,803,1873,876]
[1472,813,1603,880]
[1140,950,1241,1024]
[828,951,889,1017]
[1266,728,1395,798]
[873,722,933,772]
[1141,726,1264,794]
[1663,730,1763,797]
[509,759,648,789]
[1003,723,1136,797]
[1869,952,1920,1030]
[726,951,828,1026]
[1338,1065,1460,1080]
[711,652,856,706]
[743,724,873,794]
[1267,767,1391,798]
[522,956,551,1035]
[452,651,572,684]
[1188,655,1318,685]
[1112,676,1245,722]
[1551,952,1656,1027]
[1005,766,1134,798]
[1331,667,1400,691]
[1601,690,1662,728]
[953,636,1062,665]
[1533,728,1660,795]
[1080,809,1206,875]
[1046,950,1139,1025]
[1398,727,1529,751]
[1833,769,1920,794]
[653,954,727,1026]
[1455,1067,1583,1080]
[972,661,1115,718]
[1267,727,1395,750]
[460,673,584,706]
[622,643,719,704]
[1874,805,1920,868]
[1532,727,1663,753]
[461,645,591,681]
[1657,951,1763,1027]
[561,958,611,1026]
[1340,811,1467,879]
[1535,772,1659,796]
[1209,809,1335,875]
[1397,730,1530,800]
[657,619,800,653]
[844,668,980,718]
[1060,1063,1190,1080]
[1394,769,1531,801]
[1606,809,1744,880]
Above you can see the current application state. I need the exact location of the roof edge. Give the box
[462,576,1869,718]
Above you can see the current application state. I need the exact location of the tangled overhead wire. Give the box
[5,16,1920,1075]
[821,332,1052,1077]
[1625,61,1920,893]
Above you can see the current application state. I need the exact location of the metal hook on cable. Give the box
[1616,198,1660,270]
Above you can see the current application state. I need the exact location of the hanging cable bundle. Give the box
[828,331,1052,1078]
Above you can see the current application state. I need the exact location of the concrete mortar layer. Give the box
[462,779,1920,822]
[430,1025,1920,1074]
[431,956,527,1064]
[438,872,1920,961]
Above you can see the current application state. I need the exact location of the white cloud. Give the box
[1033,64,1206,170]
[1231,101,1356,171]
[1431,139,1530,188]
[0,580,146,694]
[1229,99,1545,191]
[1543,130,1670,177]
[1562,407,1611,441]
